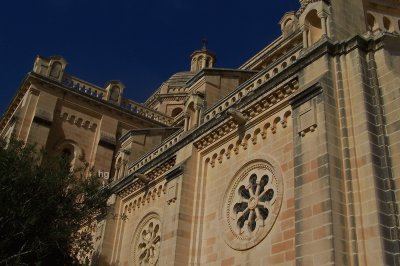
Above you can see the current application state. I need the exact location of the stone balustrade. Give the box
[202,48,301,124]
[62,76,106,99]
[120,99,173,125]
[126,129,184,175]
[62,76,173,125]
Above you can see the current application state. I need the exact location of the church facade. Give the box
[1,0,400,265]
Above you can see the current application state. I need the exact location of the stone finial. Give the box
[202,38,208,50]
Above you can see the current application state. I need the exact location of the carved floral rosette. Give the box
[222,159,283,250]
[133,213,161,266]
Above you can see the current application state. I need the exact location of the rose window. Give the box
[133,214,161,266]
[222,160,283,250]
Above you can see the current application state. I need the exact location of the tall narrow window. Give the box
[305,10,322,46]
[49,62,62,79]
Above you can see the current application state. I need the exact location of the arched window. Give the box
[109,86,120,102]
[49,62,62,79]
[197,56,203,70]
[383,16,394,32]
[115,157,122,180]
[60,147,74,171]
[283,19,294,36]
[185,102,197,130]
[305,9,322,46]
[61,148,73,161]
[56,141,81,171]
[206,57,211,68]
[171,107,183,117]
[367,13,377,32]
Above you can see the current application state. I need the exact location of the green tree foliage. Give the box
[0,138,111,265]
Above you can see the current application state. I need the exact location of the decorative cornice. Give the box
[32,116,52,128]
[33,73,171,127]
[194,79,297,151]
[165,163,184,181]
[186,68,257,87]
[123,184,167,215]
[109,34,393,193]
[115,156,176,197]
[204,110,292,168]
[57,111,98,131]
[119,127,180,144]
[290,82,322,109]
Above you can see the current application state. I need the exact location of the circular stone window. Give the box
[133,213,161,265]
[222,160,283,250]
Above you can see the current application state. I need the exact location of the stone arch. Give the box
[367,13,378,32]
[243,134,252,150]
[115,156,123,180]
[221,158,283,250]
[211,153,218,168]
[55,140,82,170]
[187,101,196,128]
[272,117,281,134]
[61,147,73,166]
[197,56,203,69]
[49,61,62,79]
[226,144,234,159]
[280,11,298,38]
[305,9,322,46]
[109,86,120,102]
[218,149,225,164]
[261,122,271,139]
[383,16,394,32]
[283,18,294,36]
[171,107,183,117]
[132,212,161,265]
[191,57,197,71]
[234,139,242,155]
[252,128,261,145]
[205,56,211,68]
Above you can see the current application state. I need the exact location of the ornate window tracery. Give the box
[222,160,283,250]
[133,213,161,266]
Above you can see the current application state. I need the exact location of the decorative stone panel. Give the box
[298,100,317,137]
[132,213,161,266]
[222,159,283,250]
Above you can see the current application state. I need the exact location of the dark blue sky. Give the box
[0,0,299,115]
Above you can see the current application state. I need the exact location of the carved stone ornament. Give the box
[222,160,283,250]
[133,213,161,265]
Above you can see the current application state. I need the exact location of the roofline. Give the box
[0,73,171,134]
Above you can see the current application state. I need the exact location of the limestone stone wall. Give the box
[197,107,294,265]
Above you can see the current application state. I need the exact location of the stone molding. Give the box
[109,34,389,195]
[222,159,283,250]
[123,184,167,215]
[132,212,161,266]
[204,109,292,168]
[117,156,176,198]
[58,111,98,131]
[195,80,297,152]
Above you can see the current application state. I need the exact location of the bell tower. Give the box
[190,39,216,72]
